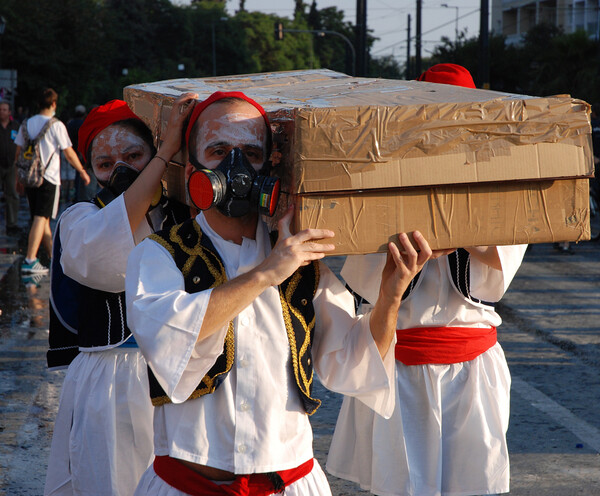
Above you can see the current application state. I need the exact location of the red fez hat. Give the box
[78,100,142,161]
[417,63,476,89]
[184,91,271,150]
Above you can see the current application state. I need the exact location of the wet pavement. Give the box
[1,194,600,495]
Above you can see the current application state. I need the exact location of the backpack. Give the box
[16,117,58,188]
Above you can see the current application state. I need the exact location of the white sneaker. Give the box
[21,258,49,274]
[22,273,46,288]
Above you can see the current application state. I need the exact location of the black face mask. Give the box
[187,148,280,218]
[95,162,162,208]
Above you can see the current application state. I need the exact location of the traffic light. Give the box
[274,22,284,41]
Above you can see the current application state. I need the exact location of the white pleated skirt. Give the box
[44,347,154,496]
[327,343,511,496]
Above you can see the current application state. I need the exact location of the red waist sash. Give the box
[153,455,314,496]
[395,326,497,365]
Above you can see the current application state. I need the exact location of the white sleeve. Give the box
[312,263,396,418]
[125,238,229,403]
[52,120,73,150]
[340,253,386,304]
[14,124,25,147]
[59,198,135,293]
[469,244,528,302]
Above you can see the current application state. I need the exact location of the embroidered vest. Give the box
[47,199,190,369]
[146,219,322,415]
[347,248,495,312]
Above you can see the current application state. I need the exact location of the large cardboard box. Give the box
[124,69,593,254]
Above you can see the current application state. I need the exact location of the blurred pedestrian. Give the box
[14,88,90,274]
[14,105,28,124]
[67,104,99,202]
[0,100,21,235]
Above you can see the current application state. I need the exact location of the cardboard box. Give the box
[124,69,593,254]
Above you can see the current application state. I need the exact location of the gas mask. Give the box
[95,161,162,208]
[187,148,280,218]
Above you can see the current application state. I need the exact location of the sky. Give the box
[225,0,484,66]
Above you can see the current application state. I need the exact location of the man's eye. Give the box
[246,151,262,161]
[97,162,112,170]
[128,152,141,161]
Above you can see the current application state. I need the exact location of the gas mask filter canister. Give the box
[187,148,280,217]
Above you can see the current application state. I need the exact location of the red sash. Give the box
[153,455,314,496]
[395,326,497,365]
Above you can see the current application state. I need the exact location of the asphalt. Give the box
[0,195,33,282]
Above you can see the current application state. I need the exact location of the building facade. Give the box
[491,0,600,43]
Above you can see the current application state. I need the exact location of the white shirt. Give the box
[59,195,152,292]
[15,114,73,186]
[125,213,396,474]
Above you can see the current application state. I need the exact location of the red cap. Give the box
[78,100,142,161]
[184,91,271,150]
[417,63,476,89]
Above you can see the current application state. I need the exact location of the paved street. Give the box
[0,196,599,495]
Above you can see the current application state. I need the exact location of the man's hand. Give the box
[258,205,335,287]
[378,231,432,307]
[369,231,433,357]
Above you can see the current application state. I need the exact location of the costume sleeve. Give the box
[125,238,230,404]
[469,244,528,302]
[59,197,135,293]
[312,263,396,419]
[340,254,385,304]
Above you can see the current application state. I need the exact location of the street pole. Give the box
[416,0,422,77]
[356,0,367,76]
[478,0,490,89]
[0,16,5,70]
[441,4,459,45]
[211,22,216,76]
[406,14,411,79]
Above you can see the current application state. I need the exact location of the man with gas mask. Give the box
[44,94,197,496]
[125,90,434,496]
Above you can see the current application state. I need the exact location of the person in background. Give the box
[326,63,528,496]
[0,100,21,235]
[68,104,100,202]
[44,94,197,496]
[14,88,90,274]
[125,90,433,495]
[14,105,28,124]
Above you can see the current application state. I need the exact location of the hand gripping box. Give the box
[124,69,593,254]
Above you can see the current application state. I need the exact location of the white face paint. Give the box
[91,124,152,184]
[193,101,267,171]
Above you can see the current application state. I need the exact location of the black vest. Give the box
[47,199,190,369]
[146,219,322,415]
[347,248,495,312]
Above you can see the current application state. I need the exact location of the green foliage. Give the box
[428,23,600,104]
[17,0,598,118]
